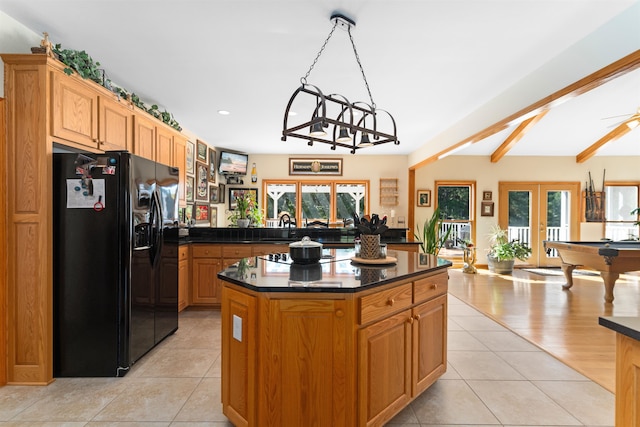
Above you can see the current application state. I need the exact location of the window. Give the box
[264,180,369,225]
[604,184,639,240]
[435,181,476,252]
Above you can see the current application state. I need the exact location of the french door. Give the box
[498,182,580,267]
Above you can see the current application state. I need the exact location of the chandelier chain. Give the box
[301,20,338,85]
[348,26,376,109]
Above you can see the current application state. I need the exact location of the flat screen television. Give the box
[218,150,248,175]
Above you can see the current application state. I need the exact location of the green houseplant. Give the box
[414,207,452,256]
[228,190,263,227]
[487,225,531,274]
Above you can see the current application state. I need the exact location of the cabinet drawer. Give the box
[178,245,189,261]
[192,245,222,258]
[359,283,413,325]
[413,274,448,304]
[223,245,252,259]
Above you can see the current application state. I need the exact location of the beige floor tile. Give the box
[447,317,464,331]
[386,402,419,424]
[92,378,200,422]
[169,423,234,426]
[174,378,227,422]
[204,355,222,378]
[467,380,582,425]
[439,363,462,380]
[496,351,590,381]
[448,331,490,351]
[411,379,500,425]
[0,423,88,427]
[10,379,128,422]
[133,348,218,378]
[447,303,481,316]
[533,380,614,426]
[469,330,541,352]
[449,315,508,331]
[86,422,169,426]
[0,383,65,420]
[447,351,525,380]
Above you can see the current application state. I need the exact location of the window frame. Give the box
[263,179,370,226]
[603,181,640,240]
[434,180,476,257]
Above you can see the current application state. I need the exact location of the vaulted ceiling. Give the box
[1,0,639,164]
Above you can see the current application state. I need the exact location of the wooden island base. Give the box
[219,254,448,427]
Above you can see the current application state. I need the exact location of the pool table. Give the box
[544,240,640,303]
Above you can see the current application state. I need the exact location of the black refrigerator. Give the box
[53,151,179,377]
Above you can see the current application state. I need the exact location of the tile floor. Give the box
[0,294,614,426]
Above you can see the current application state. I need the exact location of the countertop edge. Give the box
[599,316,640,342]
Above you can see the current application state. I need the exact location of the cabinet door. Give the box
[412,294,447,396]
[156,126,174,166]
[259,298,353,427]
[191,257,222,304]
[358,310,412,427]
[133,115,156,160]
[52,72,98,148]
[98,96,131,151]
[222,286,257,427]
[173,136,187,205]
[178,258,189,312]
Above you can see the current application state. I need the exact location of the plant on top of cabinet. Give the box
[50,41,182,131]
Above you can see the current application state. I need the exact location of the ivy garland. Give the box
[52,44,182,131]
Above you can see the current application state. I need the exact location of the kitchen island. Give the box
[217,248,451,427]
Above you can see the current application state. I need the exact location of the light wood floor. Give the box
[447,267,640,393]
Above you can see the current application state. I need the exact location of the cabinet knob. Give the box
[387,298,395,306]
[414,314,421,321]
[335,309,344,318]
[407,317,414,324]
[431,284,438,290]
[204,250,209,255]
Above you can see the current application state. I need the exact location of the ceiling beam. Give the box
[490,110,549,163]
[410,49,640,170]
[576,122,634,163]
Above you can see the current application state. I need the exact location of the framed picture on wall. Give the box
[218,183,226,203]
[186,175,194,203]
[186,141,195,175]
[196,162,209,201]
[483,191,492,201]
[195,203,209,225]
[417,189,431,207]
[228,188,258,211]
[481,201,494,217]
[210,185,218,203]
[208,148,217,183]
[209,206,218,227]
[196,140,207,162]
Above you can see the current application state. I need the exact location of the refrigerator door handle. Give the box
[150,190,163,264]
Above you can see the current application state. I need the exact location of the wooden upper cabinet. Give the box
[51,71,99,149]
[133,115,156,160]
[98,97,132,152]
[156,126,174,166]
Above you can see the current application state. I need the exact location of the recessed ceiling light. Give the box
[218,110,230,115]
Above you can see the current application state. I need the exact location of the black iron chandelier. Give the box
[282,12,399,154]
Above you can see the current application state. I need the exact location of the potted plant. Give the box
[414,207,452,257]
[487,225,531,274]
[228,191,263,228]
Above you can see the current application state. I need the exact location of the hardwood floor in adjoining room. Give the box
[447,267,640,392]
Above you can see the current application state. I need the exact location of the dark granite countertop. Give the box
[180,226,419,246]
[217,248,451,293]
[599,316,640,342]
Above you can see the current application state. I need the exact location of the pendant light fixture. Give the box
[282,12,399,154]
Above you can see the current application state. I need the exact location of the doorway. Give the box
[498,182,580,267]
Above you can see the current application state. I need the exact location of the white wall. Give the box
[415,155,640,262]
[0,11,42,98]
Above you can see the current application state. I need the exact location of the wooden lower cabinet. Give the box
[615,333,640,426]
[178,245,189,312]
[221,269,447,427]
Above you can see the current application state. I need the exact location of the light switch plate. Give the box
[232,314,242,342]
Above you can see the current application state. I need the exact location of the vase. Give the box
[237,218,250,228]
[359,234,381,259]
[487,255,514,274]
[462,247,477,274]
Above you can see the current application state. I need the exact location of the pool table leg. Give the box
[600,272,619,303]
[560,263,577,290]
